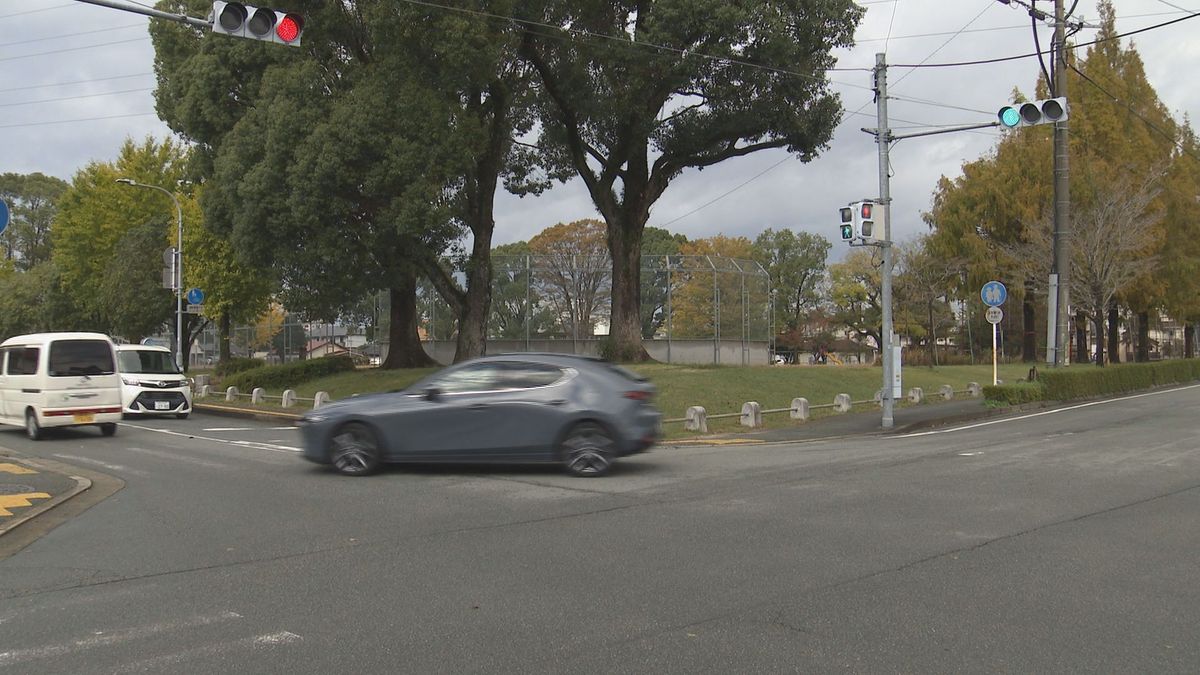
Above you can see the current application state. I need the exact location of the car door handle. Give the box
[545,399,567,406]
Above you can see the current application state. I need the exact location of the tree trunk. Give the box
[382,271,435,369]
[1136,311,1150,362]
[1186,323,1195,359]
[1107,303,1120,364]
[1022,298,1037,362]
[1093,312,1106,367]
[219,312,232,363]
[452,233,493,363]
[1075,310,1089,365]
[608,218,650,361]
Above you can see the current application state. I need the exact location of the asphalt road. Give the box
[1,386,1198,673]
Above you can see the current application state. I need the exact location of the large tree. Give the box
[0,172,68,270]
[521,0,862,360]
[752,228,830,332]
[528,219,611,340]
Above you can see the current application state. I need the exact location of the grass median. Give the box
[199,361,1032,439]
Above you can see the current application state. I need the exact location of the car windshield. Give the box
[118,350,182,374]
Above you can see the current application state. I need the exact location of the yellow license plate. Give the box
[73,413,95,424]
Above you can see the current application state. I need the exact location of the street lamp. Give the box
[116,178,184,370]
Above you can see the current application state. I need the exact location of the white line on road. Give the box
[124,446,230,470]
[202,426,298,432]
[111,630,302,673]
[898,383,1200,438]
[0,611,242,666]
[52,454,149,477]
[119,422,301,453]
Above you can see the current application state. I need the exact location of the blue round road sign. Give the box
[981,281,1007,307]
[187,288,205,305]
[0,200,9,236]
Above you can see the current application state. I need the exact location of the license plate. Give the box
[73,413,95,424]
[154,401,171,410]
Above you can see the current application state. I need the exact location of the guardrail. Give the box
[195,384,331,410]
[663,382,983,433]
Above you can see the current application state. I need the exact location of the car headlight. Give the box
[301,413,328,424]
[122,377,139,386]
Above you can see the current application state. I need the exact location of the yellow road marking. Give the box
[0,463,38,475]
[0,493,52,517]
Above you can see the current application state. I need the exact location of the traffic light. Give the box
[211,2,304,46]
[859,201,876,240]
[839,207,855,241]
[998,97,1068,129]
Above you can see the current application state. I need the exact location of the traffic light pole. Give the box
[1050,0,1072,367]
[72,0,212,29]
[874,53,896,430]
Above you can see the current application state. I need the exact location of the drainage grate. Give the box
[0,484,37,495]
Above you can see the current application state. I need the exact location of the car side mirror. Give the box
[423,387,442,402]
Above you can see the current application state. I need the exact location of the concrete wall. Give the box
[407,339,770,366]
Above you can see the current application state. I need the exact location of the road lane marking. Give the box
[0,611,242,666]
[898,383,1200,438]
[53,454,149,477]
[124,446,230,470]
[119,422,301,453]
[202,426,297,432]
[0,493,51,517]
[111,630,302,673]
[0,463,37,475]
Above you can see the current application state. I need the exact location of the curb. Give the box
[0,456,92,537]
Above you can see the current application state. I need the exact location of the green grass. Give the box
[200,361,1031,438]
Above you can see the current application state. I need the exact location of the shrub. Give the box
[214,357,266,378]
[224,354,357,392]
[1039,360,1200,400]
[983,381,1046,406]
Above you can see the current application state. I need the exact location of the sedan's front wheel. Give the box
[330,422,383,476]
[560,422,616,477]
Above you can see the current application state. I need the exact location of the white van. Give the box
[0,332,123,440]
[115,344,192,418]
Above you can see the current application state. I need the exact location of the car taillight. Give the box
[624,390,652,402]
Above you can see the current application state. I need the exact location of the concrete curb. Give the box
[0,455,92,537]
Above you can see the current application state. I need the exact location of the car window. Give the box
[119,350,182,374]
[496,362,565,389]
[7,347,40,375]
[48,340,115,377]
[427,363,506,394]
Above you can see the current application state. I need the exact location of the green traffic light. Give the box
[841,224,854,240]
[999,107,1021,128]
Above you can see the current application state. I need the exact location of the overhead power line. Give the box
[891,11,1200,68]
[0,111,159,130]
[0,72,154,94]
[0,36,149,62]
[0,87,155,109]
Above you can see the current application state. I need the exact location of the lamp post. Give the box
[116,178,184,370]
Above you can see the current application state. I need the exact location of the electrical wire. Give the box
[892,11,1200,68]
[0,37,150,63]
[0,72,154,94]
[0,87,155,109]
[0,23,145,48]
[0,111,160,130]
[882,0,900,55]
[0,4,74,19]
[889,2,994,91]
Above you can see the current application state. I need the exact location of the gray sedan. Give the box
[298,354,661,477]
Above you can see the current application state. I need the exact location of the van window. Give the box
[118,350,182,374]
[48,340,115,377]
[7,347,40,375]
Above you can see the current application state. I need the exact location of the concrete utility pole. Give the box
[1050,0,1072,366]
[875,53,896,429]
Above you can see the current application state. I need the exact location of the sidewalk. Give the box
[0,451,91,536]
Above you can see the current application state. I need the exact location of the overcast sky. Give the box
[3,0,1198,258]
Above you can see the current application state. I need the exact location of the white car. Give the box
[116,345,192,418]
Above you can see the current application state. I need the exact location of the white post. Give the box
[992,322,999,386]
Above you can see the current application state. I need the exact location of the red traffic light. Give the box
[276,13,303,42]
[860,202,873,219]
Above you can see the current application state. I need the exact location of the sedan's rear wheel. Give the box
[561,422,615,477]
[330,422,383,476]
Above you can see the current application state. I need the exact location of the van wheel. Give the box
[100,423,117,437]
[25,411,42,441]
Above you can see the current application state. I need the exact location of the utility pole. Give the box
[875,53,896,429]
[1050,0,1072,366]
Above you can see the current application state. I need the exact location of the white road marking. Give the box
[52,454,149,477]
[119,422,301,453]
[123,446,230,470]
[0,611,241,666]
[111,631,302,673]
[202,426,297,432]
[898,383,1200,438]
[957,452,984,456]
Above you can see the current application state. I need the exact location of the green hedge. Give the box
[983,381,1046,406]
[985,360,1200,405]
[214,357,266,378]
[224,354,357,392]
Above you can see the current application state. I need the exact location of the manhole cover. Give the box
[0,484,37,495]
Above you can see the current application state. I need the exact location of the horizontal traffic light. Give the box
[211,2,304,46]
[998,97,1067,128]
